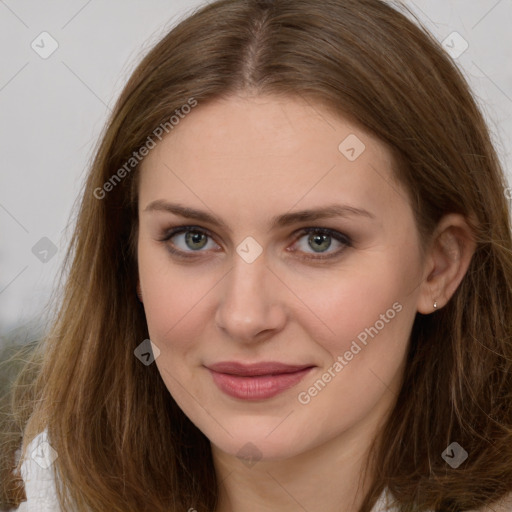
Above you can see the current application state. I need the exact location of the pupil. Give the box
[310,234,331,252]
[186,231,207,250]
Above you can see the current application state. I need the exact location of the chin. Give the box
[212,436,305,463]
[204,416,320,463]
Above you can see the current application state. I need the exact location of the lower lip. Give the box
[208,367,314,400]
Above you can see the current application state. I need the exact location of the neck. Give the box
[211,405,387,512]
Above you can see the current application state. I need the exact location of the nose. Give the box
[214,251,287,344]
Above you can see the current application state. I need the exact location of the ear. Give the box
[416,213,477,314]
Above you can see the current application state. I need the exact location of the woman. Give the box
[2,0,512,511]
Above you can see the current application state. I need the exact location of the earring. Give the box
[433,300,438,309]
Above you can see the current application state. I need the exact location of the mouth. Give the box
[205,361,315,400]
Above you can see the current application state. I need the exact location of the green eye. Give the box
[183,231,209,251]
[291,227,352,260]
[159,227,218,257]
[159,226,352,260]
[307,232,333,252]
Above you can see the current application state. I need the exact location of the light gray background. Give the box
[1,0,511,347]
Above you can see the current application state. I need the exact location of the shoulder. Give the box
[473,492,512,512]
[374,488,512,512]
[13,428,62,511]
[371,488,403,512]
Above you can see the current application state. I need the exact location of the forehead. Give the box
[138,94,407,224]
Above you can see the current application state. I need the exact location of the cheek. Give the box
[292,256,415,427]
[303,257,411,357]
[137,241,217,353]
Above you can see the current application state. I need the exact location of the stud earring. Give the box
[433,301,438,309]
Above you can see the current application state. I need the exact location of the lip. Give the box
[206,361,315,400]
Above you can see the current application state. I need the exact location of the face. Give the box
[137,94,425,462]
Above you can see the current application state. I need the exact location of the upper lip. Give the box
[206,361,314,377]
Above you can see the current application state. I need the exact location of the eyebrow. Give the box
[143,200,375,233]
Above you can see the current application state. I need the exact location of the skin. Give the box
[136,93,476,512]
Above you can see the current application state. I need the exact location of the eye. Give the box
[290,227,352,260]
[158,226,352,260]
[158,226,219,257]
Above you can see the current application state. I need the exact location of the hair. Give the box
[1,0,512,510]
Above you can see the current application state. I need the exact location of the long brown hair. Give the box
[2,0,512,510]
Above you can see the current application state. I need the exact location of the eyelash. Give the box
[157,225,353,261]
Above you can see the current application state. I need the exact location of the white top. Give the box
[12,430,511,512]
[14,430,60,512]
